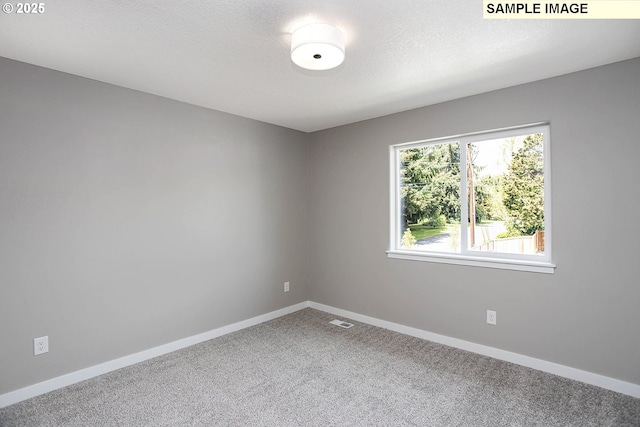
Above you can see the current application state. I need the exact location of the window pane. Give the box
[399,142,461,253]
[467,133,545,255]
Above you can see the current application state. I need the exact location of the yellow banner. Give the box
[483,1,640,19]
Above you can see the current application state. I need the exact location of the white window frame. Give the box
[388,123,555,274]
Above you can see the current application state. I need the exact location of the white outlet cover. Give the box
[34,336,49,355]
[487,310,497,325]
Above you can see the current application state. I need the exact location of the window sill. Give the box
[386,250,555,274]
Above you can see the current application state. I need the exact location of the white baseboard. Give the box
[2,299,638,408]
[309,301,640,399]
[0,301,310,408]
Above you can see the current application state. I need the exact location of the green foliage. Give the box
[400,134,543,239]
[401,228,417,248]
[502,134,544,236]
[423,214,447,228]
[406,224,447,240]
[496,229,523,239]
[400,143,460,227]
[473,180,494,222]
[469,145,506,223]
[479,174,506,221]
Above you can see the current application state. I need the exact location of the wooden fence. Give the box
[475,229,545,254]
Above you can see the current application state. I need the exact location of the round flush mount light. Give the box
[291,23,345,71]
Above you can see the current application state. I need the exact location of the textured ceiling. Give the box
[1,1,639,132]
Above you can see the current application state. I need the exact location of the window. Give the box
[388,124,554,273]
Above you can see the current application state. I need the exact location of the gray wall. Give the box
[0,57,310,394]
[308,58,640,385]
[2,55,639,396]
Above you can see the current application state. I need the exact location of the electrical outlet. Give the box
[486,310,497,325]
[34,336,49,355]
[284,281,290,292]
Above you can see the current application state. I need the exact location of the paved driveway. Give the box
[415,222,505,252]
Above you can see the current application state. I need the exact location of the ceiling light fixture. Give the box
[291,23,345,71]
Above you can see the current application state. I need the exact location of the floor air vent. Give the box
[329,319,354,329]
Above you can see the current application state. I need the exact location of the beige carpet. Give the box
[1,308,639,426]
